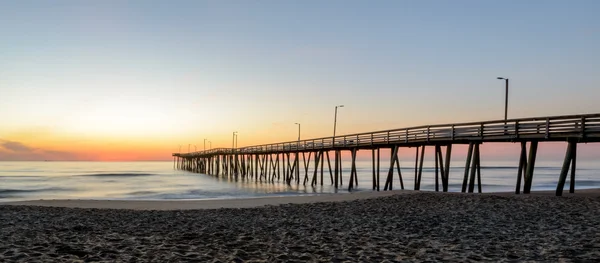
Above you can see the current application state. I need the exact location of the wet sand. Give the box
[4,188,600,210]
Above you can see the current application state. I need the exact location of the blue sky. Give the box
[0,0,599,159]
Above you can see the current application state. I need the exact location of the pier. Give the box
[173,113,600,196]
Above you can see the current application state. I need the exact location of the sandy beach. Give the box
[2,190,600,262]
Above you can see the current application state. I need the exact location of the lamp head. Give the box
[497,77,505,80]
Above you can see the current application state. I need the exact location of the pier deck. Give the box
[173,113,600,196]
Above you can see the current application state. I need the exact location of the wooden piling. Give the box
[348,148,357,191]
[443,145,452,192]
[385,145,399,191]
[435,145,439,192]
[326,151,334,184]
[394,148,404,190]
[416,145,425,190]
[377,148,380,191]
[523,141,538,194]
[334,150,339,188]
[515,142,527,194]
[570,142,577,194]
[462,143,474,193]
[556,141,577,196]
[372,149,376,190]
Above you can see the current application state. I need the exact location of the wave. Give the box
[0,187,72,198]
[126,191,159,196]
[0,176,46,178]
[75,173,156,177]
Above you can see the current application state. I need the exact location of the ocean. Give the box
[1,158,599,202]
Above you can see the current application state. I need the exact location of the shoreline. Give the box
[3,188,600,210]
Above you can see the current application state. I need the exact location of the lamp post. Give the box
[232,132,237,152]
[333,105,344,143]
[497,77,509,122]
[294,123,301,141]
[204,139,206,151]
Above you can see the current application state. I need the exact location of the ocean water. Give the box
[0,159,599,202]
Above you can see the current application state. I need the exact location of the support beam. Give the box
[435,145,440,192]
[394,149,404,190]
[523,141,539,194]
[515,142,527,194]
[326,151,334,185]
[556,141,577,196]
[570,142,577,194]
[377,148,380,191]
[372,149,376,190]
[462,143,474,193]
[311,151,321,187]
[443,145,452,192]
[385,145,399,191]
[334,150,339,188]
[416,145,425,190]
[348,148,358,191]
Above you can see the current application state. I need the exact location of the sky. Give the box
[1,0,599,161]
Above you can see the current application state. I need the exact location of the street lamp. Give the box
[497,77,509,122]
[232,132,237,152]
[333,105,344,141]
[295,123,301,141]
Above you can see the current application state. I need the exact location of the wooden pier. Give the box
[173,113,600,196]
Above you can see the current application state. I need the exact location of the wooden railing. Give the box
[174,113,600,157]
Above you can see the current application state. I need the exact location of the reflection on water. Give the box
[212,175,343,195]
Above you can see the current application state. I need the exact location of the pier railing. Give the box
[174,113,600,157]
